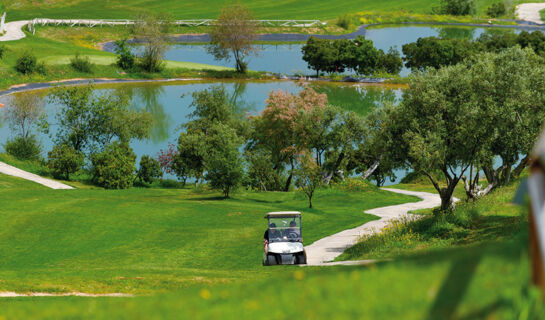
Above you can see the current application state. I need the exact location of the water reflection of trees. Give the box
[310,84,399,115]
[115,84,172,144]
[435,27,475,40]
[229,81,258,117]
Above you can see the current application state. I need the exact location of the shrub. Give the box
[70,52,94,73]
[4,135,42,160]
[0,45,6,60]
[91,141,136,189]
[377,47,403,75]
[336,14,352,30]
[47,144,84,180]
[136,155,163,184]
[114,39,136,71]
[15,50,37,74]
[486,2,506,17]
[440,0,475,15]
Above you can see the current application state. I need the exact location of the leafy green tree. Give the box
[463,47,545,197]
[132,13,172,72]
[439,0,475,15]
[476,30,518,52]
[377,47,403,75]
[402,37,476,70]
[4,135,42,160]
[352,36,380,76]
[204,124,245,198]
[48,84,152,153]
[302,37,336,76]
[517,31,545,56]
[208,4,258,73]
[136,155,163,184]
[176,131,206,184]
[114,39,136,70]
[294,152,323,208]
[486,2,506,17]
[91,141,136,189]
[245,149,286,192]
[47,144,84,180]
[386,63,486,211]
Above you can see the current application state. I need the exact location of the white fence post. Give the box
[0,12,6,34]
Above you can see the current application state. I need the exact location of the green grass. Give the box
[0,172,418,294]
[338,174,526,261]
[3,0,541,21]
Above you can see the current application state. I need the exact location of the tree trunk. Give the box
[513,154,530,178]
[323,152,345,185]
[284,158,294,192]
[309,195,313,209]
[361,157,382,180]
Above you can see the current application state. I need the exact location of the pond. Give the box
[138,25,531,76]
[0,80,407,184]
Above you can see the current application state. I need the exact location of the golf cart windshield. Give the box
[267,216,302,243]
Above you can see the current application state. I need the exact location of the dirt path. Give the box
[305,188,447,266]
[516,3,545,24]
[0,291,131,297]
[0,161,74,189]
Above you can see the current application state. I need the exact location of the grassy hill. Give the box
[2,0,537,21]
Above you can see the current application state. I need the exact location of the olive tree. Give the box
[132,13,172,72]
[208,4,258,73]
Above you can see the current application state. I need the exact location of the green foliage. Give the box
[90,141,136,189]
[132,13,172,73]
[294,153,324,208]
[336,14,352,30]
[377,47,403,75]
[48,84,152,153]
[245,150,284,191]
[204,124,245,198]
[69,52,94,73]
[0,45,6,60]
[439,0,475,15]
[402,37,477,70]
[486,2,505,17]
[208,4,258,73]
[47,144,84,180]
[136,155,163,184]
[113,39,135,71]
[4,135,41,160]
[15,50,37,74]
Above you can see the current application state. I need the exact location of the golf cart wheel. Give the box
[296,253,307,265]
[266,254,277,266]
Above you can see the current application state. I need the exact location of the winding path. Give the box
[305,188,445,266]
[0,161,73,189]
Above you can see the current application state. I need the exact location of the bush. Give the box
[91,141,136,189]
[47,144,84,180]
[114,39,136,71]
[440,0,475,15]
[0,45,6,60]
[70,52,94,73]
[336,14,352,30]
[377,47,403,75]
[136,155,163,184]
[486,2,506,17]
[4,135,42,160]
[15,50,37,74]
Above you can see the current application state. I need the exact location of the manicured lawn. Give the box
[0,173,416,294]
[3,0,541,20]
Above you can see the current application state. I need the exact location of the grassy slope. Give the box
[3,0,542,20]
[0,173,417,294]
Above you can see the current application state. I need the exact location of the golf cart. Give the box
[263,211,307,265]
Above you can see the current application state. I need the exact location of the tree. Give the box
[114,39,136,70]
[47,144,84,180]
[176,131,206,184]
[302,37,336,76]
[462,47,545,198]
[204,124,245,198]
[486,2,506,17]
[136,155,163,184]
[132,13,172,72]
[294,153,323,208]
[208,4,258,73]
[402,37,477,71]
[48,84,152,153]
[352,36,380,76]
[248,86,327,191]
[245,149,284,191]
[386,63,486,211]
[91,141,136,189]
[377,47,403,75]
[3,92,45,141]
[15,50,37,74]
[439,0,475,15]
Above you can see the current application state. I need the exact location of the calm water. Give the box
[0,80,406,183]
[153,25,526,76]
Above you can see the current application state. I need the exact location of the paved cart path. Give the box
[517,3,545,25]
[0,161,73,189]
[305,188,446,266]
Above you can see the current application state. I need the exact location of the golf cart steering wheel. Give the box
[287,232,299,239]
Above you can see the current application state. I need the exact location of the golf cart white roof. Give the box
[264,211,301,218]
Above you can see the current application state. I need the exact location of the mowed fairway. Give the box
[3,0,532,21]
[0,173,417,294]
